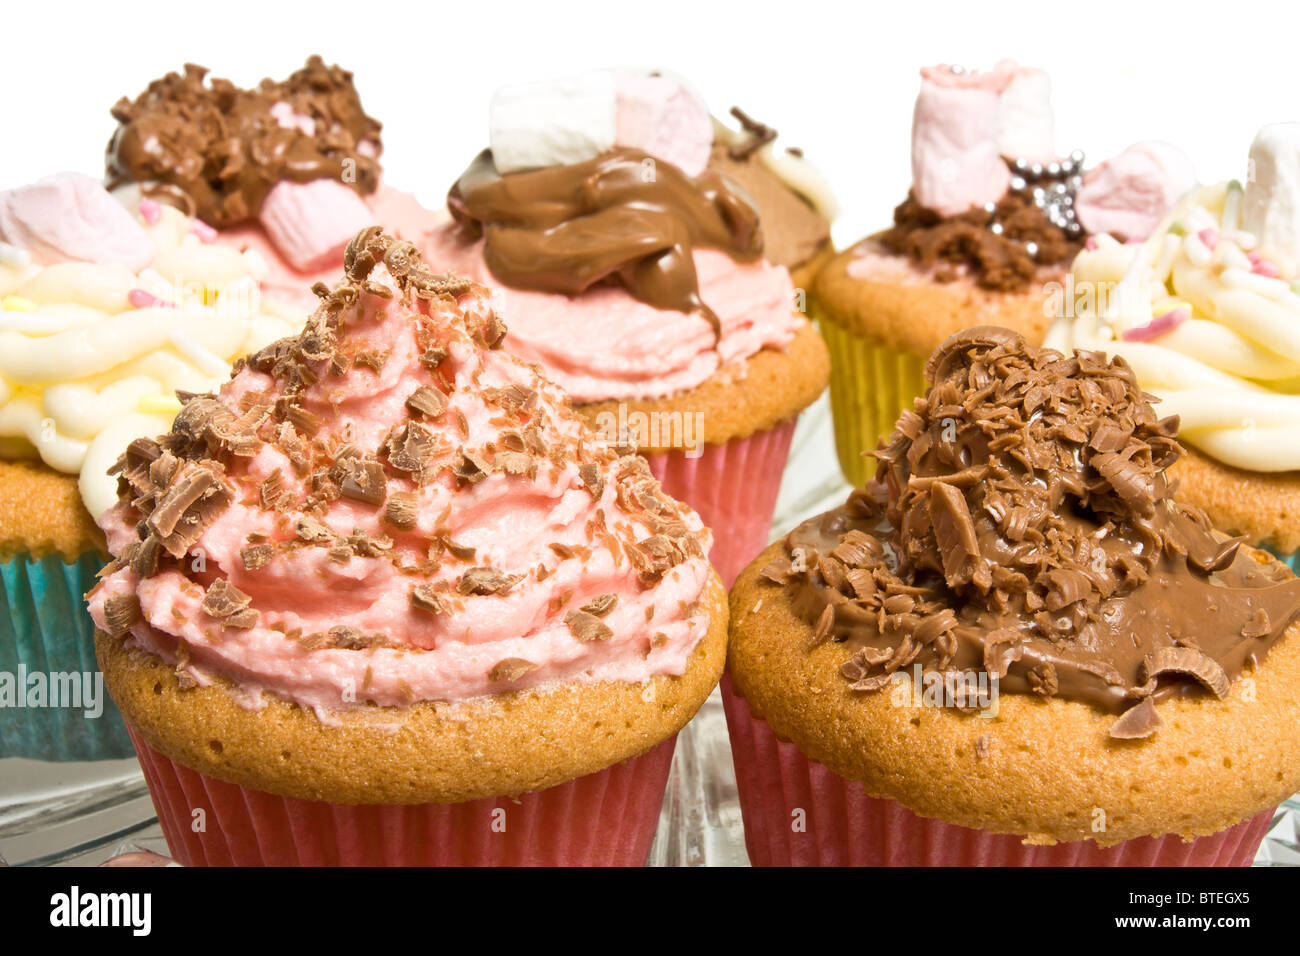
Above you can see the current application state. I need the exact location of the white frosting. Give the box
[0,202,300,516]
[1045,180,1300,471]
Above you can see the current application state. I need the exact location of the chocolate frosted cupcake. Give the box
[727,327,1300,866]
[106,56,443,318]
[425,71,834,584]
[813,61,1195,487]
[90,230,727,866]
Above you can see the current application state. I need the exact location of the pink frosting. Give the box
[421,223,800,403]
[87,255,713,717]
[215,184,446,313]
[911,66,1011,217]
[1075,142,1197,241]
[0,172,154,270]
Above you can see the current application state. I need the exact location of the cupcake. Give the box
[727,326,1300,866]
[90,229,727,867]
[0,172,299,760]
[813,61,1196,487]
[423,70,835,585]
[1047,125,1300,568]
[106,56,444,319]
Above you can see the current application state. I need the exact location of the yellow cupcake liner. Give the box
[816,315,926,488]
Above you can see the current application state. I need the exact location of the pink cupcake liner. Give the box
[128,725,676,866]
[721,677,1271,866]
[643,419,798,587]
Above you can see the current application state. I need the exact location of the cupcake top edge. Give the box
[0,172,300,518]
[87,228,715,716]
[765,325,1300,738]
[853,60,1196,294]
[106,55,383,229]
[1046,125,1300,474]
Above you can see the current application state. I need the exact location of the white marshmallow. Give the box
[1244,123,1300,277]
[997,65,1054,162]
[489,72,618,174]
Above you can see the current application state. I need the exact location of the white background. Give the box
[3,0,1299,245]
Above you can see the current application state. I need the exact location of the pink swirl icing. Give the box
[421,222,800,404]
[88,233,713,717]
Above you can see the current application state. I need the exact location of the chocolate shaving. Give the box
[1109,698,1162,739]
[410,585,449,615]
[580,594,618,617]
[384,492,419,530]
[457,567,521,596]
[406,385,448,420]
[488,658,537,683]
[1139,647,1230,699]
[102,594,141,637]
[565,609,613,642]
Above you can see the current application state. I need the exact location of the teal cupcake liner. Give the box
[0,552,134,761]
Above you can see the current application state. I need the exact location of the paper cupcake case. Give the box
[0,552,134,761]
[644,418,797,588]
[128,726,677,866]
[816,314,926,489]
[721,677,1271,867]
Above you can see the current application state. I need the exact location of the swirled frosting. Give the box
[86,230,713,715]
[1046,181,1300,471]
[763,328,1300,735]
[0,176,299,518]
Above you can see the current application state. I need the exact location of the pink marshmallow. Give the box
[0,172,154,271]
[911,66,1010,216]
[1075,142,1197,241]
[269,101,317,137]
[612,72,713,178]
[258,178,375,273]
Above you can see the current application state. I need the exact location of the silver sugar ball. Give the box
[982,202,997,214]
[1025,241,1039,257]
[990,222,1004,235]
[1047,163,1062,178]
[1069,149,1085,165]
[1014,157,1030,173]
[1060,158,1076,176]
[1030,163,1044,178]
[1068,175,1083,191]
[1009,176,1027,192]
[1066,221,1083,237]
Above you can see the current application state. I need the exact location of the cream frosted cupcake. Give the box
[813,61,1196,487]
[1047,126,1300,565]
[105,56,444,319]
[424,70,834,585]
[90,229,727,867]
[0,172,299,760]
[727,327,1300,866]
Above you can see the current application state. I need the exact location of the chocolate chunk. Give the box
[1139,647,1230,699]
[410,585,448,615]
[565,609,613,642]
[335,457,387,506]
[494,450,533,476]
[452,450,492,485]
[1109,698,1162,739]
[295,516,335,543]
[386,422,440,482]
[201,579,252,618]
[406,385,448,420]
[457,567,521,596]
[928,481,980,588]
[488,658,537,683]
[580,594,618,617]
[102,593,141,637]
[579,462,604,500]
[384,492,419,530]
[240,543,275,571]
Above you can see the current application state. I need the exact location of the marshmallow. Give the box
[270,101,316,137]
[996,62,1055,162]
[0,173,153,271]
[612,71,713,177]
[1243,123,1300,277]
[258,178,375,273]
[911,67,1010,216]
[1076,141,1197,241]
[489,72,619,174]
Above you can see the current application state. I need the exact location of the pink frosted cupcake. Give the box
[105,56,444,318]
[89,229,726,867]
[727,326,1300,866]
[423,70,834,585]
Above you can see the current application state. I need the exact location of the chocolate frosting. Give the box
[878,190,1080,292]
[106,56,382,226]
[447,147,764,335]
[765,327,1300,730]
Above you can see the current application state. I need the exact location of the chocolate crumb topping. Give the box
[106,56,381,226]
[878,188,1082,293]
[777,327,1300,721]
